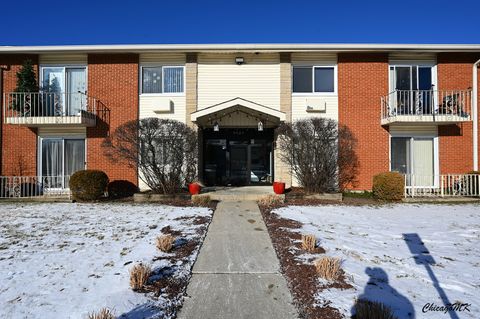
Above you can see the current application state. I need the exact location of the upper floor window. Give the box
[293,66,335,94]
[389,65,433,92]
[141,66,184,94]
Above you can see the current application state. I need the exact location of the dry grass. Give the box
[129,263,152,291]
[302,234,317,252]
[257,194,284,207]
[354,299,398,319]
[156,234,175,252]
[314,256,342,281]
[87,308,115,319]
[191,194,211,206]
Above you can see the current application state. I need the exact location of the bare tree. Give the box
[102,118,198,194]
[275,118,358,193]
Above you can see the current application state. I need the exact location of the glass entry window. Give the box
[203,129,273,186]
[41,66,87,116]
[389,65,434,114]
[41,138,85,188]
[391,137,435,186]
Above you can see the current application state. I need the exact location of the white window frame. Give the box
[388,63,437,93]
[389,134,439,188]
[292,64,337,96]
[139,64,185,96]
[39,65,88,93]
[37,135,87,189]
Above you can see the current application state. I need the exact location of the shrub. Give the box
[275,118,359,193]
[156,234,175,252]
[353,299,398,319]
[191,195,211,206]
[69,170,109,201]
[314,256,342,281]
[102,118,198,194]
[257,194,284,207]
[302,234,316,252]
[107,180,138,198]
[129,263,152,291]
[87,308,116,319]
[372,172,404,201]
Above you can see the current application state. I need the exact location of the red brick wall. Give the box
[0,55,38,176]
[87,54,139,185]
[437,53,480,174]
[338,53,390,190]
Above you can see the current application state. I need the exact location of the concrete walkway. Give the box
[178,200,298,319]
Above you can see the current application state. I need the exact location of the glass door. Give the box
[42,67,65,116]
[66,68,87,115]
[41,139,64,188]
[391,66,433,115]
[41,138,85,188]
[229,142,249,186]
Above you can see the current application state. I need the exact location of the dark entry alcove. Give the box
[202,128,274,186]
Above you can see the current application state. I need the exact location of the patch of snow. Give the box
[274,204,480,319]
[0,203,212,319]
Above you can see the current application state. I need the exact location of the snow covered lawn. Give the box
[274,204,479,319]
[0,203,213,319]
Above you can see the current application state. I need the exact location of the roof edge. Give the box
[1,43,480,54]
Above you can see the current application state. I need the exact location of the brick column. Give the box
[274,52,293,186]
[437,53,480,174]
[279,52,292,122]
[185,53,198,127]
[87,53,139,185]
[0,54,38,176]
[338,53,390,190]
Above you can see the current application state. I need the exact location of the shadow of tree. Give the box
[351,267,415,319]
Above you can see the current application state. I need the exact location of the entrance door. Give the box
[202,128,273,186]
[229,143,249,186]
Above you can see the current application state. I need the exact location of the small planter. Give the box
[273,182,285,195]
[188,183,201,195]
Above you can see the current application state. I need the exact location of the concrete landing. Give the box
[177,200,298,319]
[200,186,282,201]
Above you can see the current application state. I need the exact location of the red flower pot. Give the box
[188,183,201,195]
[273,182,285,195]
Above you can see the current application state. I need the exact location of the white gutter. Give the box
[474,58,480,171]
[0,43,480,54]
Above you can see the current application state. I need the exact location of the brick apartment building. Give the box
[0,44,479,196]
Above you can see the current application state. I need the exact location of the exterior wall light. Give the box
[235,57,244,65]
[258,120,264,131]
[213,121,220,131]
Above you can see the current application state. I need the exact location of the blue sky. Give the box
[1,0,479,45]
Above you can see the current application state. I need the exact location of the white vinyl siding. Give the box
[197,53,280,110]
[39,54,87,65]
[138,54,186,123]
[291,53,338,122]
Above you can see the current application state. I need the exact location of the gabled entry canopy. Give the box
[191,98,286,128]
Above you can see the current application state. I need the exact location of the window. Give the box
[390,136,436,186]
[141,66,184,94]
[40,137,85,188]
[40,66,87,115]
[293,66,335,93]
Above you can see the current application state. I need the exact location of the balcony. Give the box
[381,89,472,125]
[3,92,97,127]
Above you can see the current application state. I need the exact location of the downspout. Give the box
[0,66,5,175]
[474,59,480,171]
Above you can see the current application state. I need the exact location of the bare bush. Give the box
[191,195,211,206]
[257,194,284,207]
[275,118,358,193]
[156,234,175,252]
[314,256,342,281]
[129,263,152,291]
[353,299,398,319]
[102,118,197,194]
[87,308,115,319]
[302,234,317,252]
